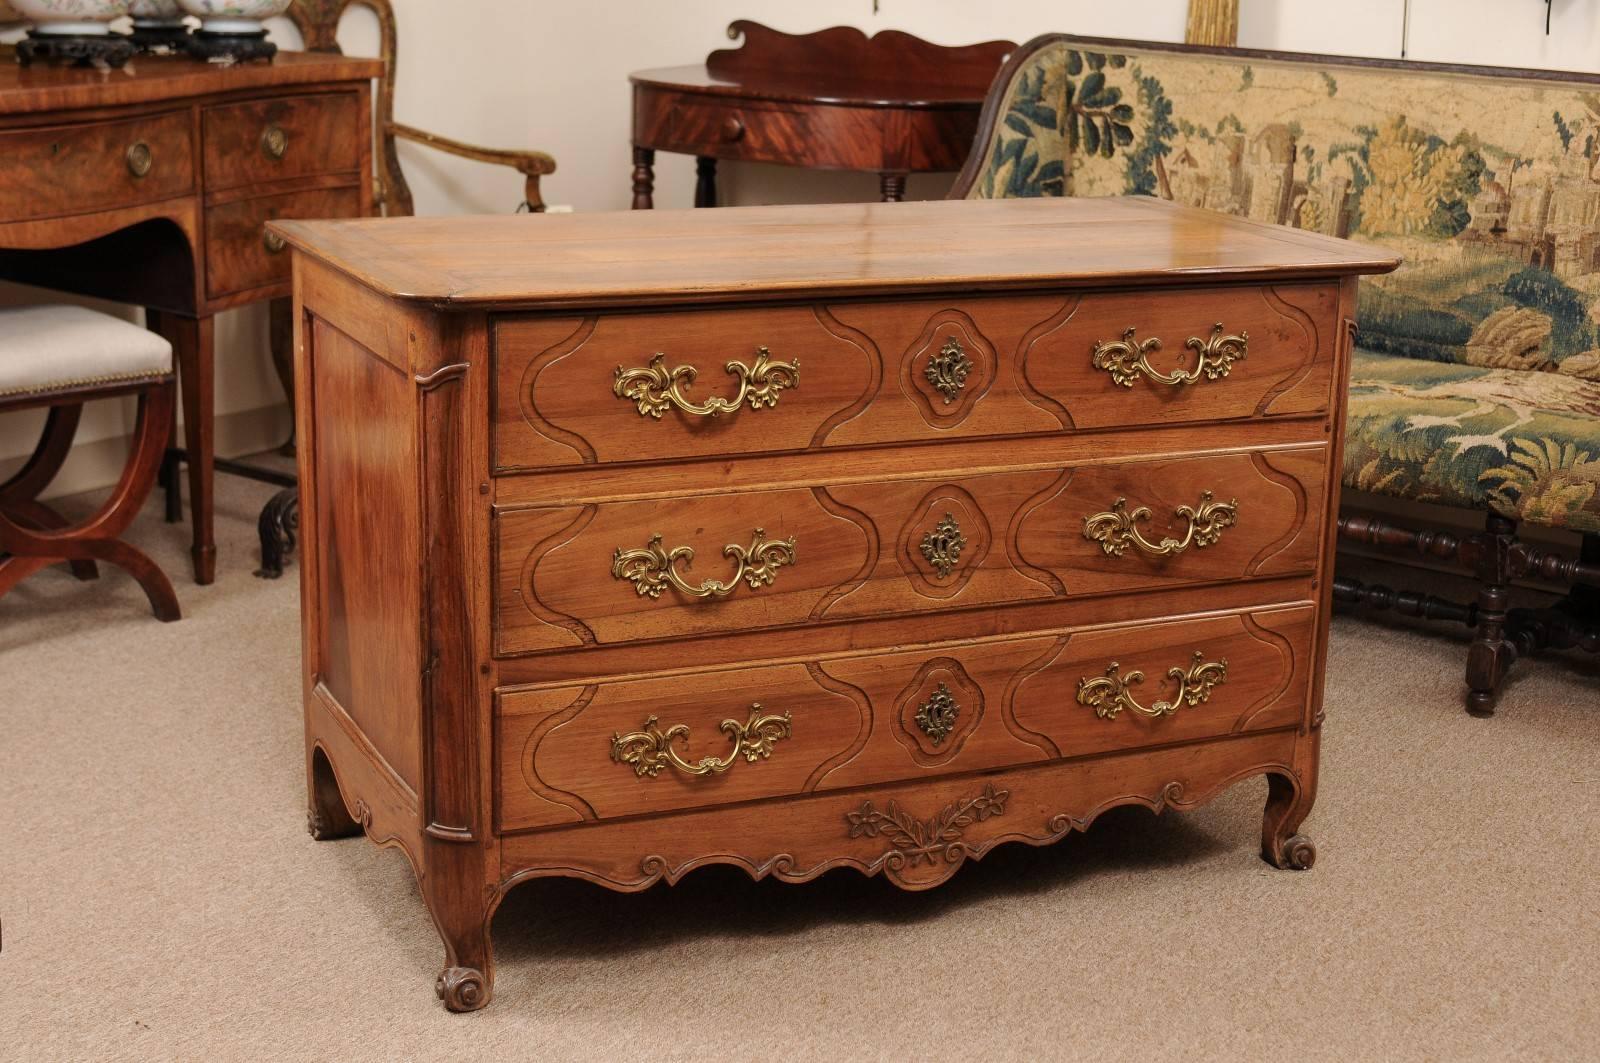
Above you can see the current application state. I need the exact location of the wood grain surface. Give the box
[269,196,1400,309]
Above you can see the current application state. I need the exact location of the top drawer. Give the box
[0,112,194,224]
[493,283,1339,472]
[202,92,362,192]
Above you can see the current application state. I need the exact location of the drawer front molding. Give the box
[492,283,1338,471]
[494,449,1324,654]
[495,602,1314,832]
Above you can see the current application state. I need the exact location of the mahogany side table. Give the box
[0,51,380,583]
[629,20,1013,208]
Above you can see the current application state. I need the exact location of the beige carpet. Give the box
[2,467,1597,1062]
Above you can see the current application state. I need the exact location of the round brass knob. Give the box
[262,228,287,255]
[125,142,153,179]
[720,115,745,142]
[261,125,288,161]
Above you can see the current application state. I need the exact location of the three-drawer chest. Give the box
[272,196,1398,1011]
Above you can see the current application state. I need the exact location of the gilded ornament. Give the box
[611,704,793,778]
[1083,491,1238,558]
[613,347,799,418]
[913,682,960,745]
[924,336,973,403]
[1075,650,1229,720]
[1091,323,1248,388]
[612,528,797,600]
[918,512,967,578]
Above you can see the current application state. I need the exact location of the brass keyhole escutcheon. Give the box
[125,142,153,179]
[261,125,289,161]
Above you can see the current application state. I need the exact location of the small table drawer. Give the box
[0,112,194,224]
[493,283,1337,472]
[202,92,363,191]
[205,185,362,299]
[493,446,1327,654]
[495,601,1316,833]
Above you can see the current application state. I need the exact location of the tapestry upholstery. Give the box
[965,37,1600,534]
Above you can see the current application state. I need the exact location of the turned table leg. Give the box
[879,171,908,202]
[1465,512,1517,716]
[694,155,718,207]
[151,310,217,585]
[631,146,656,210]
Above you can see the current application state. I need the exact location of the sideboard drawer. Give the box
[205,185,362,299]
[202,92,363,191]
[493,283,1337,471]
[495,601,1316,833]
[0,112,194,224]
[493,446,1326,654]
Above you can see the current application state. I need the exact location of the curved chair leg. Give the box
[3,499,100,580]
[0,384,180,621]
[0,403,83,502]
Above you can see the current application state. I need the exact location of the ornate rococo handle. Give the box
[1076,651,1229,720]
[1083,491,1238,558]
[613,346,799,418]
[1091,323,1248,388]
[611,704,793,778]
[612,528,797,599]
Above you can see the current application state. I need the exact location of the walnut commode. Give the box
[273,196,1397,1011]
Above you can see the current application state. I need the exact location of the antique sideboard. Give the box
[630,21,1012,207]
[0,52,380,583]
[273,196,1397,1011]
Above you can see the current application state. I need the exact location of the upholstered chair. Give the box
[0,305,181,621]
[953,34,1600,711]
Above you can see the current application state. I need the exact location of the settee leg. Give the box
[1465,513,1517,717]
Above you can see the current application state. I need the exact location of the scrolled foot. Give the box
[436,966,490,1012]
[1265,832,1316,870]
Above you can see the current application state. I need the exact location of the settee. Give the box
[952,34,1600,713]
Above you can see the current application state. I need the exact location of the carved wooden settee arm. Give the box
[389,122,558,212]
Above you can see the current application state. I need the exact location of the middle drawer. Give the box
[494,446,1326,655]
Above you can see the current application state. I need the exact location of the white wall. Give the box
[7,0,1600,493]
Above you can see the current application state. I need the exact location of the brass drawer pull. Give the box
[125,141,153,179]
[1084,491,1237,558]
[262,228,288,255]
[1077,651,1229,720]
[612,704,792,778]
[1091,323,1248,388]
[613,528,796,600]
[261,124,289,161]
[613,346,798,419]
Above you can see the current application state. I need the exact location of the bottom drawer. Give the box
[495,601,1317,833]
[205,185,362,299]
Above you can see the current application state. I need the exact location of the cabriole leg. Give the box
[1261,770,1317,870]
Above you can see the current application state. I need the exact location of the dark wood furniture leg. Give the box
[631,146,656,210]
[1465,512,1517,716]
[151,310,216,585]
[694,155,717,207]
[880,172,908,202]
[0,403,98,581]
[0,383,180,621]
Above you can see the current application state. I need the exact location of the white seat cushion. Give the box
[0,304,173,400]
